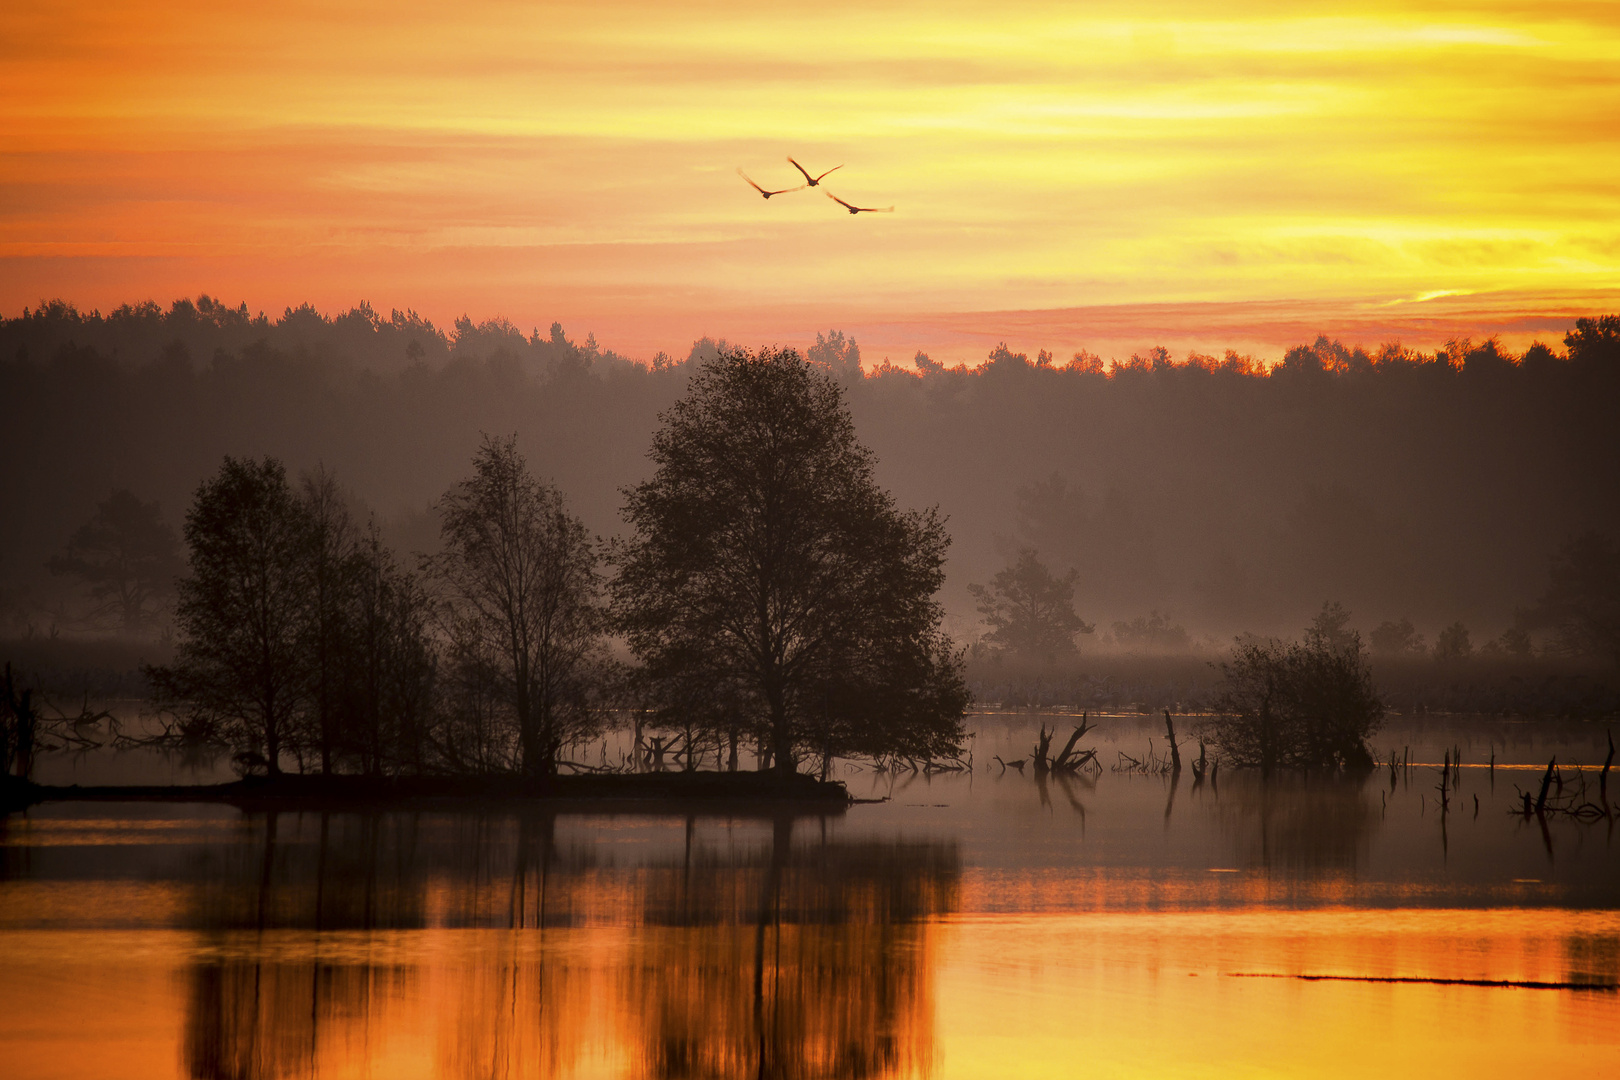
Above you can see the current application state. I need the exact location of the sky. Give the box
[3,0,1618,365]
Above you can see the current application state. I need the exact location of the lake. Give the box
[3,712,1617,1078]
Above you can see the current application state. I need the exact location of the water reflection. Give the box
[177,811,958,1080]
[1214,772,1379,873]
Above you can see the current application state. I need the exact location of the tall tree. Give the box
[432,435,604,777]
[345,524,438,774]
[147,458,312,774]
[969,550,1093,663]
[48,489,183,633]
[299,467,356,774]
[1519,531,1620,667]
[612,346,967,775]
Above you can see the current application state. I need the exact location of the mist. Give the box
[3,297,1616,656]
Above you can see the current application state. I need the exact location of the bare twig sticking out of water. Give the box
[1163,711,1182,775]
[1602,730,1615,813]
[1114,738,1180,775]
[1436,750,1451,816]
[875,752,970,774]
[1185,738,1211,780]
[1512,752,1617,821]
[1033,714,1099,775]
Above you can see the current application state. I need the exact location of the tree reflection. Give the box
[178,810,958,1080]
[626,818,956,1079]
[1213,772,1380,873]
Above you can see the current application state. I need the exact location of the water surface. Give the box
[4,713,1617,1077]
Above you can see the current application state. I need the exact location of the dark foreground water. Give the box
[3,713,1618,1078]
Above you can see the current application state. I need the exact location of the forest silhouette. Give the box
[2,299,1617,657]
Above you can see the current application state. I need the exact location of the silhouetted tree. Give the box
[969,550,1094,663]
[612,347,967,774]
[1210,634,1382,773]
[1564,315,1620,366]
[299,467,356,774]
[147,458,313,774]
[47,488,182,633]
[1369,617,1425,656]
[1519,531,1620,667]
[1306,600,1357,652]
[807,329,862,380]
[431,435,605,777]
[344,525,438,774]
[1433,622,1473,662]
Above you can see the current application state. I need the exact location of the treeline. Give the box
[1,296,637,377]
[3,300,1618,643]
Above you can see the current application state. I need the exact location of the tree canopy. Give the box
[969,549,1094,663]
[431,434,606,776]
[612,346,967,774]
[147,457,312,773]
[1210,633,1383,773]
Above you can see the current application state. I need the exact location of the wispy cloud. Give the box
[2,0,1617,351]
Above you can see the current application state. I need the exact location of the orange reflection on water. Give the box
[1,802,1616,1079]
[937,909,1620,1078]
[3,909,1614,1079]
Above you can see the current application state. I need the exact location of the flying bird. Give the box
[824,191,895,215]
[736,168,803,199]
[787,157,843,186]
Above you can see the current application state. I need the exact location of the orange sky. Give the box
[3,0,1618,364]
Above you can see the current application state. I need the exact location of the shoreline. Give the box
[0,771,851,814]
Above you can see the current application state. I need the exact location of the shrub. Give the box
[1209,634,1382,773]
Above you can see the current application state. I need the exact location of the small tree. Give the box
[1210,634,1382,774]
[969,550,1093,663]
[1306,600,1356,653]
[1433,622,1473,662]
[612,346,967,775]
[48,489,183,633]
[147,458,312,774]
[1369,617,1424,656]
[432,435,604,777]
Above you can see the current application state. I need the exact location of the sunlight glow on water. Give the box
[2,715,1617,1077]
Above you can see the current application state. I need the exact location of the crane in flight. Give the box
[736,169,804,199]
[824,191,894,215]
[787,157,843,187]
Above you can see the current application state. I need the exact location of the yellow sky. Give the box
[3,0,1617,362]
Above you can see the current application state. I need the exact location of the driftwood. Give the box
[1030,715,1099,775]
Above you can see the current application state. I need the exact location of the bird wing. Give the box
[787,156,815,183]
[736,168,767,193]
[824,190,858,211]
[813,164,845,182]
